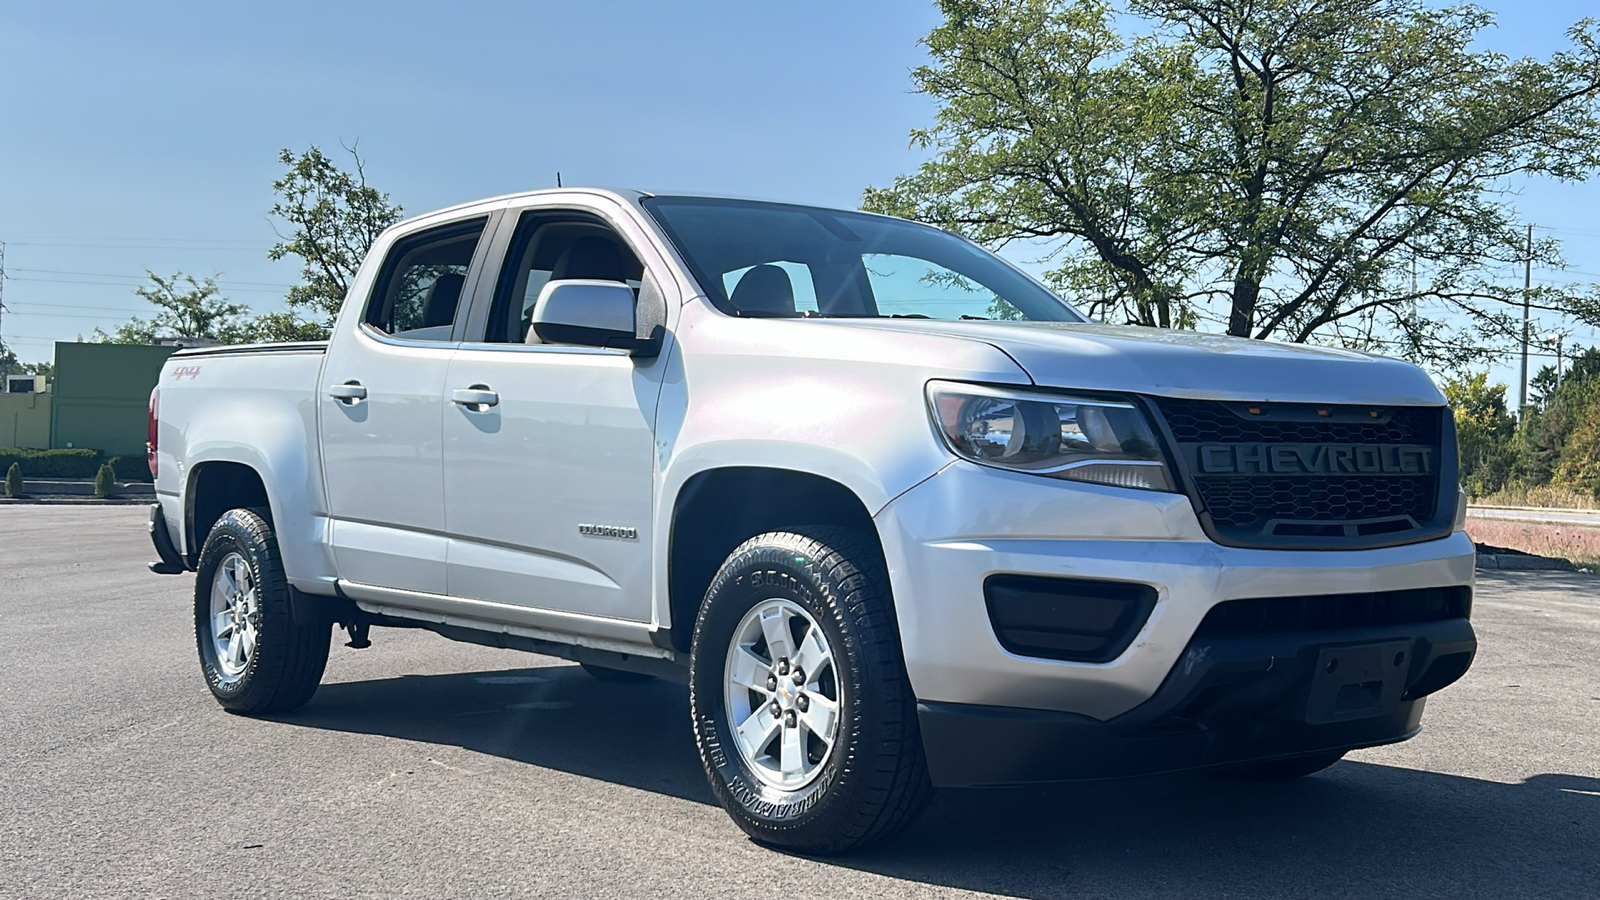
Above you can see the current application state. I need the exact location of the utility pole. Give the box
[1519,224,1532,417]
[0,240,9,377]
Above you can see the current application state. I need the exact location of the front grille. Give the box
[1152,398,1450,549]
[1159,398,1438,445]
[1194,586,1471,638]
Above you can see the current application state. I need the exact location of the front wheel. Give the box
[689,528,930,854]
[194,508,329,714]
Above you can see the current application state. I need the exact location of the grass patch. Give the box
[1465,518,1600,571]
[1472,484,1599,510]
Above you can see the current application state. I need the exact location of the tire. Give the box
[194,508,329,714]
[1218,749,1347,781]
[579,662,654,683]
[689,528,931,854]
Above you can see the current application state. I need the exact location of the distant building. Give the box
[51,342,178,455]
[0,342,177,454]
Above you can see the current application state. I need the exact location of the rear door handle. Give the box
[452,386,499,410]
[328,382,367,403]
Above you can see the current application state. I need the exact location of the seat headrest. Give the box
[552,236,630,282]
[422,272,465,328]
[729,264,795,315]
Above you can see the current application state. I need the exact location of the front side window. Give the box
[642,196,1083,322]
[480,210,645,343]
[364,218,486,341]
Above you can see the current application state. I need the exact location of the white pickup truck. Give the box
[148,188,1477,853]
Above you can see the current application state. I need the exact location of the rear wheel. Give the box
[194,508,329,714]
[1218,749,1347,781]
[689,528,930,854]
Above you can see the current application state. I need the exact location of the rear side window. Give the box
[364,218,487,341]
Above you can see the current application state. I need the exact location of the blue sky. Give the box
[1,0,1595,397]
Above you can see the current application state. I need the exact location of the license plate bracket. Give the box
[1305,640,1411,725]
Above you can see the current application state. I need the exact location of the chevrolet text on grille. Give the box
[1192,443,1434,476]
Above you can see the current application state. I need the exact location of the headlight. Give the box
[926,381,1175,491]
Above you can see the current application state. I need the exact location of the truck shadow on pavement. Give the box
[281,664,1600,899]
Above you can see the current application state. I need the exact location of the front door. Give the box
[319,215,489,595]
[441,206,665,622]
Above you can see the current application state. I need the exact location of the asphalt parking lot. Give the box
[2,506,1597,899]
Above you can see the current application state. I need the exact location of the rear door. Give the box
[319,215,492,595]
[440,199,671,622]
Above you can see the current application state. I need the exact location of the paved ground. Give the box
[2,507,1597,899]
[1469,505,1600,527]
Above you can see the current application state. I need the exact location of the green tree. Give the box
[17,360,53,381]
[1440,371,1516,496]
[864,0,1600,365]
[1518,346,1600,495]
[93,462,116,498]
[4,462,21,498]
[269,143,404,336]
[95,272,252,345]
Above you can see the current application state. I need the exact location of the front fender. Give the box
[648,303,1033,629]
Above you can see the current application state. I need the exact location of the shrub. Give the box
[94,463,117,498]
[4,463,20,498]
[0,447,105,479]
[106,455,154,483]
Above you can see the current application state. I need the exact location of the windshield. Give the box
[641,196,1085,322]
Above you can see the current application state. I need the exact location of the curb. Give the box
[0,498,152,506]
[1476,553,1577,571]
[1469,504,1600,514]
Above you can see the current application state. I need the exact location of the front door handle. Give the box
[328,381,367,403]
[452,386,499,410]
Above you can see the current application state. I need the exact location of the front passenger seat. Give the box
[728,264,795,316]
[551,236,633,283]
[526,236,638,345]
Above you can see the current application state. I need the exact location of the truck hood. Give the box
[833,321,1445,405]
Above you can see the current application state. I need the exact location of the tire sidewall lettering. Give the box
[694,548,855,826]
[195,515,263,696]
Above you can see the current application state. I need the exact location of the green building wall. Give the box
[49,342,178,456]
[0,392,53,449]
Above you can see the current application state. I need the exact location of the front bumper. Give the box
[918,615,1475,786]
[872,461,1478,783]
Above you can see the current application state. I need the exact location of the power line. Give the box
[3,240,270,251]
[9,301,167,314]
[8,267,296,288]
[4,234,266,243]
[4,276,291,294]
[5,310,150,320]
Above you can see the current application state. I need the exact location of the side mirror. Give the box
[531,280,655,354]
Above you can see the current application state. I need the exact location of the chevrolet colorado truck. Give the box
[148,189,1478,853]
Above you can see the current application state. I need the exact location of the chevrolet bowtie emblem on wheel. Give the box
[578,524,638,540]
[1192,443,1433,476]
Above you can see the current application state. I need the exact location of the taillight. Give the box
[147,387,160,478]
